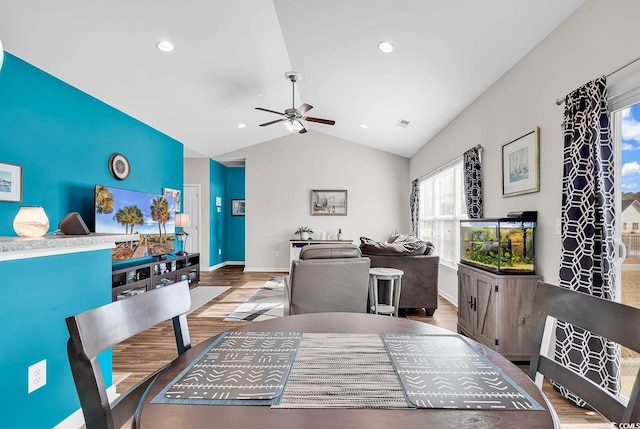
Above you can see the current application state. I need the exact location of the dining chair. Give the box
[66,280,192,429]
[529,281,640,425]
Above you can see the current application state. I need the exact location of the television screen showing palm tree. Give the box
[95,185,176,262]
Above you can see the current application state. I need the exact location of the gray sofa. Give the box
[359,235,440,316]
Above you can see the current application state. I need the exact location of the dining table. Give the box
[134,312,556,428]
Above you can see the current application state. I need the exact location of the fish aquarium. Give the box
[459,213,536,274]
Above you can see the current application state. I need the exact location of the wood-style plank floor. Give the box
[113,266,610,428]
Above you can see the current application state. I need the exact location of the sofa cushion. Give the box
[386,234,436,255]
[359,236,427,256]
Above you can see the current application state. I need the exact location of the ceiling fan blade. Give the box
[299,125,308,134]
[296,103,313,115]
[255,107,285,116]
[259,118,288,127]
[304,116,336,126]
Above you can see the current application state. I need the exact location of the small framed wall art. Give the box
[311,189,347,216]
[163,188,182,212]
[231,199,245,216]
[0,162,23,202]
[502,127,540,197]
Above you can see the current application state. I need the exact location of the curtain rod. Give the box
[555,54,640,106]
[416,144,483,181]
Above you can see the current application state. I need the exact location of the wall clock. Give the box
[108,153,130,180]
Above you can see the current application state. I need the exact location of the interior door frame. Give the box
[183,184,201,255]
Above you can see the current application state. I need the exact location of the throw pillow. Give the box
[359,236,427,256]
[387,233,419,244]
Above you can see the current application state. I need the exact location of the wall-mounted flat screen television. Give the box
[94,185,176,262]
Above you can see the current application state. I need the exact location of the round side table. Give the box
[368,267,404,317]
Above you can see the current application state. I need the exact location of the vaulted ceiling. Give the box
[0,0,585,158]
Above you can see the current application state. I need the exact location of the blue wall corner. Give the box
[224,167,245,261]
[207,161,245,266]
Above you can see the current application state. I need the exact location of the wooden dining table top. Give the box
[135,312,555,429]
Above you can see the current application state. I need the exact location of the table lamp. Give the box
[175,213,191,255]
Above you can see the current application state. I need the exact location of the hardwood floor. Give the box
[113,265,611,428]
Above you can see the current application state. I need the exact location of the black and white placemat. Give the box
[151,331,302,405]
[380,333,544,410]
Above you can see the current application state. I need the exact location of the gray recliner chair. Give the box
[284,244,371,315]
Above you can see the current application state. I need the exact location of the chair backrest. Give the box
[286,244,371,315]
[529,281,640,424]
[66,280,192,429]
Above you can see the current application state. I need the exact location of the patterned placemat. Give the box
[380,334,544,410]
[151,331,302,405]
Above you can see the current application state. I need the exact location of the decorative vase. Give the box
[13,206,50,237]
[300,232,310,240]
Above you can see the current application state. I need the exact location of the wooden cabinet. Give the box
[111,253,200,301]
[457,263,542,361]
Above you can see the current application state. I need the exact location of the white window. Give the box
[418,159,468,267]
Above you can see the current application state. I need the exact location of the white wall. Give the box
[184,158,211,268]
[220,130,411,271]
[410,0,640,301]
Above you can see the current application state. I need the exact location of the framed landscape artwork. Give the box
[311,189,347,216]
[0,162,23,202]
[502,127,540,197]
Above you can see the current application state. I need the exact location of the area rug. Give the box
[221,277,284,321]
[187,286,230,314]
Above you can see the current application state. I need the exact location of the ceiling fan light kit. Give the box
[255,71,335,134]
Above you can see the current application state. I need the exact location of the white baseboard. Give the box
[54,385,117,429]
[438,290,458,307]
[205,261,246,271]
[243,266,289,272]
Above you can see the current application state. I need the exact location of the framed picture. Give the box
[0,162,23,202]
[163,188,181,212]
[311,190,347,216]
[231,199,245,216]
[502,127,540,197]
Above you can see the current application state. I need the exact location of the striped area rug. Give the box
[222,277,284,322]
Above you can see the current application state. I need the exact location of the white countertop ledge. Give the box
[0,233,138,261]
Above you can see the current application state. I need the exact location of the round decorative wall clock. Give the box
[108,153,130,180]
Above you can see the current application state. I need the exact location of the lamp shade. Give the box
[282,119,303,132]
[13,206,50,237]
[175,213,191,228]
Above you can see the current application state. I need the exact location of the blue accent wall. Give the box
[0,53,185,425]
[224,166,246,261]
[0,250,112,428]
[0,53,183,235]
[208,160,245,266]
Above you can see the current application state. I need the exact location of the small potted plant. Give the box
[295,226,314,240]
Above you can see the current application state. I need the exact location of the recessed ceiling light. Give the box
[378,41,394,53]
[360,124,368,129]
[156,40,174,52]
[237,123,246,129]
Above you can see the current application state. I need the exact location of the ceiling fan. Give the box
[255,71,335,134]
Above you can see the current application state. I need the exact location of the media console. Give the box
[111,253,200,301]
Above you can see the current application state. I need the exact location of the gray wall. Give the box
[220,130,411,271]
[410,0,640,303]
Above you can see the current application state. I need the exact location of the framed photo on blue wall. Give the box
[0,162,23,202]
[232,199,245,216]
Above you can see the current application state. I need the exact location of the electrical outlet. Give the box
[274,250,280,258]
[28,359,46,393]
[218,249,222,255]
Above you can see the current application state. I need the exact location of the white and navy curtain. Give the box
[463,146,483,218]
[556,76,619,405]
[410,179,420,236]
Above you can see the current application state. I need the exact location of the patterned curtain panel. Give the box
[410,179,420,237]
[556,76,619,406]
[463,147,483,218]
